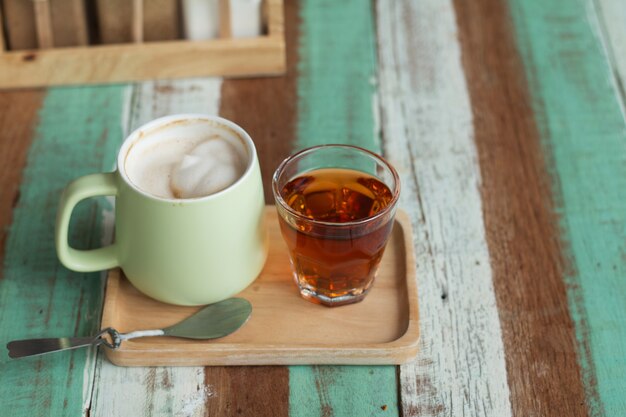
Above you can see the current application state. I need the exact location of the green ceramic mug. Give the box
[55,114,268,306]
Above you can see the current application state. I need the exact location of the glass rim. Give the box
[271,144,401,228]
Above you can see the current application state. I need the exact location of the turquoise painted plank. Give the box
[290,366,397,416]
[508,0,626,414]
[0,86,125,416]
[290,0,399,416]
[296,0,378,151]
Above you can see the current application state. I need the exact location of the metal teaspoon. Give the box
[6,298,252,359]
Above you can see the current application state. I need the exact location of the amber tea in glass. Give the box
[272,145,400,307]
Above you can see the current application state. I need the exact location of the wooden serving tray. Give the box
[101,207,419,366]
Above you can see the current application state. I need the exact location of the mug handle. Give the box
[55,172,119,272]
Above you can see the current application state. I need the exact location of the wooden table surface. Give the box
[1,0,625,415]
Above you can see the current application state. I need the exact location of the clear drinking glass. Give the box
[272,145,400,307]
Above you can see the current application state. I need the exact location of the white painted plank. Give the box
[594,0,626,116]
[89,78,223,417]
[123,79,223,134]
[376,1,513,416]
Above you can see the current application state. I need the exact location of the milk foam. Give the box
[124,121,247,199]
[170,138,243,198]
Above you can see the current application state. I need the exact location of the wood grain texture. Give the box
[97,0,178,44]
[142,0,180,41]
[33,0,54,48]
[0,6,5,52]
[1,0,87,50]
[204,366,287,417]
[0,91,43,263]
[596,0,626,107]
[266,0,283,38]
[2,0,37,50]
[219,0,232,38]
[295,0,377,150]
[508,0,626,414]
[453,0,594,415]
[49,0,89,47]
[96,0,132,44]
[92,360,210,417]
[376,1,512,416]
[204,367,287,416]
[0,86,126,417]
[289,1,400,416]
[122,79,223,133]
[0,37,285,89]
[132,0,144,43]
[90,79,222,417]
[594,5,626,407]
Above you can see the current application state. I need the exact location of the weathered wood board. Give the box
[377,0,512,415]
[0,0,625,415]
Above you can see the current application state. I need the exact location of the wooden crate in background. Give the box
[3,0,38,50]
[0,0,285,89]
[3,0,88,49]
[96,0,179,44]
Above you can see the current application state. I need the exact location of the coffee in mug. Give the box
[124,122,247,199]
[56,115,268,306]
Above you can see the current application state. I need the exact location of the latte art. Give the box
[124,120,247,199]
[170,137,244,198]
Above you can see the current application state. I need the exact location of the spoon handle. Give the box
[7,298,252,359]
[116,329,164,341]
[6,328,120,359]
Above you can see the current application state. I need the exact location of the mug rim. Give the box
[117,114,258,204]
[271,144,401,228]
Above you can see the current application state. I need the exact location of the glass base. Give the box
[297,286,371,307]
